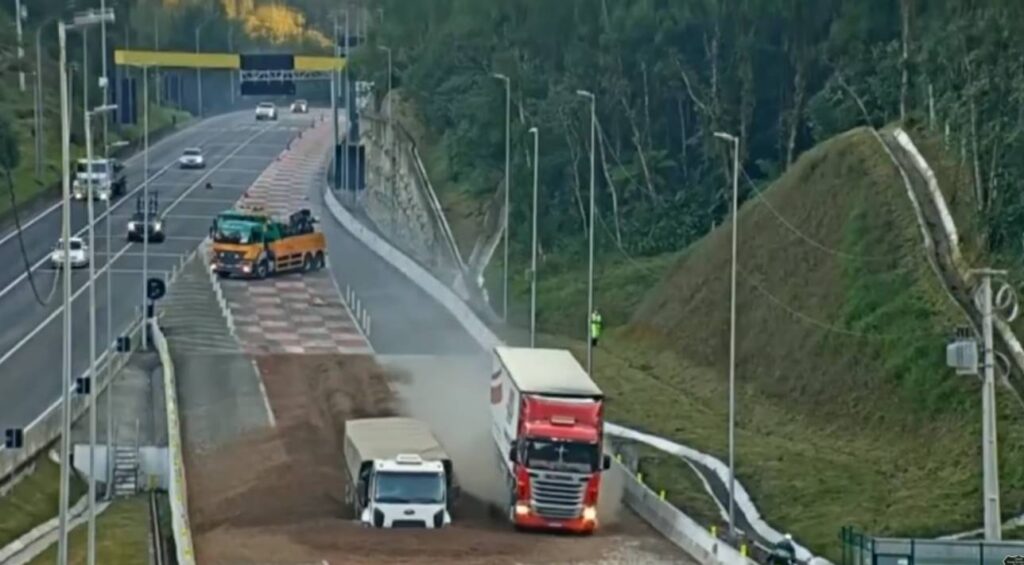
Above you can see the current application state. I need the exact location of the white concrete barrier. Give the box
[323,187,782,564]
[150,319,196,565]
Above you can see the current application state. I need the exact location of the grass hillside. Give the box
[501,126,1024,558]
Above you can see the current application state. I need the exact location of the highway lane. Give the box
[0,112,256,297]
[0,113,312,431]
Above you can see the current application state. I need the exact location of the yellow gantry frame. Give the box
[113,50,346,71]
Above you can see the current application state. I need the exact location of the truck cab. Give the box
[209,207,326,278]
[344,417,456,529]
[359,454,452,528]
[72,158,126,201]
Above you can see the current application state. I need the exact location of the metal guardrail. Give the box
[322,186,754,564]
[150,318,196,565]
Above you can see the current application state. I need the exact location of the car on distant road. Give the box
[178,147,205,169]
[290,99,309,113]
[72,158,126,201]
[255,102,278,121]
[50,237,89,269]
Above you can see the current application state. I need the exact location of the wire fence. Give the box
[840,526,1024,565]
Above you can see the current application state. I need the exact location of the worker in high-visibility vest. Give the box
[590,310,603,347]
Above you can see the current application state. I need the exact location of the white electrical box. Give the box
[947,339,979,375]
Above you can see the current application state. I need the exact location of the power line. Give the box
[4,169,60,306]
[738,264,947,340]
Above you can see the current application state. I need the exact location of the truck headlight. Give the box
[515,503,530,516]
[128,222,138,231]
[154,221,163,232]
[582,506,597,522]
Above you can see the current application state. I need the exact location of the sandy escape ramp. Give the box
[186,354,684,565]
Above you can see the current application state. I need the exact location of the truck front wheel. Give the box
[255,260,269,279]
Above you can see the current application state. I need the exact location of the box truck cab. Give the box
[490,347,611,534]
[344,417,456,529]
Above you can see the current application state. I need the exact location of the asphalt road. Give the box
[310,191,478,356]
[0,110,314,431]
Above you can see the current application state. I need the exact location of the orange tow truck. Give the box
[209,206,327,279]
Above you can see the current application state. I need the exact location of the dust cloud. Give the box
[384,354,508,510]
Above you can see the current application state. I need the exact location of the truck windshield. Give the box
[524,439,600,473]
[373,471,445,505]
[76,162,108,174]
[213,219,262,244]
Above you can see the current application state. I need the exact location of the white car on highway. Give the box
[50,237,89,269]
[178,147,205,169]
[255,102,278,121]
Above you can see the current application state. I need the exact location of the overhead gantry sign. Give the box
[113,49,346,95]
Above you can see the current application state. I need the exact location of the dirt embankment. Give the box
[186,354,683,564]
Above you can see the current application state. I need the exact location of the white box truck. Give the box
[343,417,457,528]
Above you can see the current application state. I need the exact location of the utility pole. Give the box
[528,126,539,348]
[493,73,511,321]
[973,269,1005,541]
[15,0,25,92]
[228,27,235,106]
[576,90,596,375]
[379,45,393,189]
[714,130,740,540]
[34,17,55,178]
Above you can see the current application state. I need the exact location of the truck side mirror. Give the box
[602,454,611,471]
[508,440,517,464]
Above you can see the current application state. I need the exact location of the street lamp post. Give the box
[59,11,115,564]
[84,103,116,565]
[528,127,539,348]
[713,130,740,540]
[576,90,596,375]
[332,15,340,189]
[141,65,150,350]
[493,73,511,321]
[57,21,73,565]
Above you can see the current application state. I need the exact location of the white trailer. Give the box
[343,417,456,528]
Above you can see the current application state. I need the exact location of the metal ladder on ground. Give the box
[112,420,140,497]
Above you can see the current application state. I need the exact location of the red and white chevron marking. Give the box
[216,114,371,356]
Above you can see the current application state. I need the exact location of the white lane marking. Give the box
[0,124,273,371]
[0,113,242,248]
[250,359,277,428]
[0,124,266,302]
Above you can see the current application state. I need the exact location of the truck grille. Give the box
[217,251,241,265]
[390,520,426,528]
[528,470,587,519]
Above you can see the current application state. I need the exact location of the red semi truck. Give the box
[490,346,611,533]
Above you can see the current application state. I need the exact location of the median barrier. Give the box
[149,318,196,565]
[323,186,764,565]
